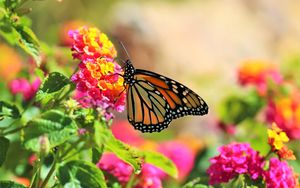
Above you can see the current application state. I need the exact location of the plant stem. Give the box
[125,173,136,188]
[40,159,57,188]
[3,125,28,136]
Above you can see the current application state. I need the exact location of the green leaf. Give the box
[92,146,103,164]
[36,72,72,107]
[142,150,178,178]
[94,121,142,174]
[0,16,41,66]
[23,110,77,152]
[14,24,41,65]
[0,181,27,188]
[0,136,9,166]
[182,177,209,188]
[57,160,107,188]
[0,101,20,120]
[4,0,23,10]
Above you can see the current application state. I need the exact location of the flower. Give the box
[0,44,22,82]
[158,141,195,180]
[69,27,126,114]
[267,123,295,160]
[135,164,164,188]
[206,143,264,185]
[266,95,300,139]
[97,153,133,183]
[238,60,282,96]
[112,120,145,147]
[69,26,117,61]
[263,158,298,188]
[59,20,90,46]
[9,78,41,101]
[268,123,289,150]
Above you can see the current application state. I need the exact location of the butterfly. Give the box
[122,59,208,133]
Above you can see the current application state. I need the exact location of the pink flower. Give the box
[158,141,195,180]
[69,26,117,61]
[263,158,298,188]
[97,153,133,183]
[69,27,126,114]
[206,143,264,185]
[135,164,164,188]
[9,78,41,101]
[238,60,282,96]
[112,120,145,147]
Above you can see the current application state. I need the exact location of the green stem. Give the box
[3,125,28,136]
[29,171,37,188]
[40,159,57,188]
[125,173,136,188]
[35,158,43,188]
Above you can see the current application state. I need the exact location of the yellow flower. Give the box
[268,123,289,150]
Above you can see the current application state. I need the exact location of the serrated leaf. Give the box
[57,160,107,188]
[142,150,178,178]
[0,101,20,120]
[0,181,27,188]
[94,121,142,174]
[14,24,41,65]
[36,72,71,107]
[0,136,9,166]
[23,110,77,152]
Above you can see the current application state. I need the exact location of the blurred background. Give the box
[20,0,300,140]
[2,0,300,186]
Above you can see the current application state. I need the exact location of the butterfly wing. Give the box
[126,69,208,133]
[135,69,208,119]
[126,79,172,133]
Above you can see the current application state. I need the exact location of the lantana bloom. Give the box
[206,143,264,185]
[9,78,41,101]
[267,123,295,160]
[238,60,282,96]
[263,158,298,188]
[69,27,125,115]
[266,95,300,139]
[97,153,133,183]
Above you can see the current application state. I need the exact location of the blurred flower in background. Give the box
[0,44,22,82]
[265,92,300,139]
[238,60,282,96]
[8,78,41,101]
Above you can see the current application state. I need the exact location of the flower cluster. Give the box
[267,123,295,160]
[238,60,282,96]
[9,78,41,101]
[69,27,126,116]
[266,94,300,139]
[206,143,264,185]
[263,158,298,188]
[207,142,298,187]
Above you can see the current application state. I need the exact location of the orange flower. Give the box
[0,44,22,82]
[238,60,282,96]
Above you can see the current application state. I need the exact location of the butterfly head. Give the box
[123,59,136,85]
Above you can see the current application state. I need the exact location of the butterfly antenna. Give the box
[119,41,131,60]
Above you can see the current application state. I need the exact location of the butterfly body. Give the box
[123,60,208,133]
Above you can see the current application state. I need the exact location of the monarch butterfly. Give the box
[122,59,208,133]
